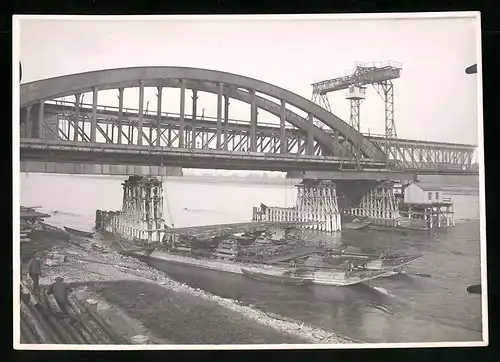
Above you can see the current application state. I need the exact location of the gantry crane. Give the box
[311,61,403,168]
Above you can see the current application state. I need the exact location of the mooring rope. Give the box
[163,177,175,228]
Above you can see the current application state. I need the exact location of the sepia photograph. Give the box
[13,13,487,349]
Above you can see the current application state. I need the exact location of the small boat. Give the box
[343,221,373,230]
[467,284,481,294]
[341,214,373,230]
[309,246,423,271]
[241,268,313,286]
[64,226,94,238]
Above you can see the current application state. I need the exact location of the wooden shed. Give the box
[403,182,446,205]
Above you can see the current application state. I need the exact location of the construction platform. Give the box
[162,221,317,240]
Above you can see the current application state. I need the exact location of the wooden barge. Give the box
[96,176,423,287]
[116,232,420,287]
[123,245,401,287]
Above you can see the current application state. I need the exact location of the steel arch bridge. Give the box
[19,66,477,174]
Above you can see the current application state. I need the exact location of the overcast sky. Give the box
[17,15,480,148]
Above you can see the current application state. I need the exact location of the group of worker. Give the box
[25,253,74,316]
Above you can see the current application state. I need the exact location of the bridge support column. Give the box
[36,101,45,139]
[118,88,124,145]
[250,89,257,152]
[191,89,198,149]
[73,94,80,142]
[306,113,314,155]
[224,94,230,151]
[24,106,32,138]
[280,100,286,154]
[217,83,223,149]
[91,87,98,143]
[138,81,145,146]
[179,79,186,148]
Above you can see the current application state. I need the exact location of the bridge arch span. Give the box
[20,66,386,160]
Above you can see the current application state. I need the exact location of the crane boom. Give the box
[312,61,402,95]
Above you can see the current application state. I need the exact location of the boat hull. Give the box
[64,226,94,237]
[130,249,398,286]
[241,268,313,286]
[467,284,481,294]
[342,221,373,230]
[320,253,422,271]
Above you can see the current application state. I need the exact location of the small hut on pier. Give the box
[399,182,454,228]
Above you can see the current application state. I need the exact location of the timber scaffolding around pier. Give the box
[253,180,342,232]
[253,179,454,232]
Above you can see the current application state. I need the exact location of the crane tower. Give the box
[311,61,402,167]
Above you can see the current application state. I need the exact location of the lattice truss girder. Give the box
[48,109,330,156]
[311,78,397,166]
[369,139,475,169]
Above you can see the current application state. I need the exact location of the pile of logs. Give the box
[19,281,130,344]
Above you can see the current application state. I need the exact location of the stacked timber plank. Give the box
[19,281,130,344]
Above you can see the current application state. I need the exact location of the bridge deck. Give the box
[20,138,386,172]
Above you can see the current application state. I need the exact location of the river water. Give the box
[20,173,484,344]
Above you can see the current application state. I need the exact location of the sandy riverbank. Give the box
[21,224,353,345]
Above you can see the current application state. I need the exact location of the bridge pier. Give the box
[338,180,400,227]
[253,180,342,232]
[96,176,167,244]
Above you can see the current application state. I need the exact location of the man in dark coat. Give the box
[47,277,74,316]
[27,253,42,292]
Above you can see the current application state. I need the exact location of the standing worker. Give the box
[47,277,74,317]
[27,253,42,293]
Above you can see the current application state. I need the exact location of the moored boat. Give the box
[126,247,399,286]
[341,214,373,230]
[312,247,423,271]
[241,268,313,286]
[342,221,373,230]
[467,284,481,294]
[115,224,421,287]
[64,226,94,238]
